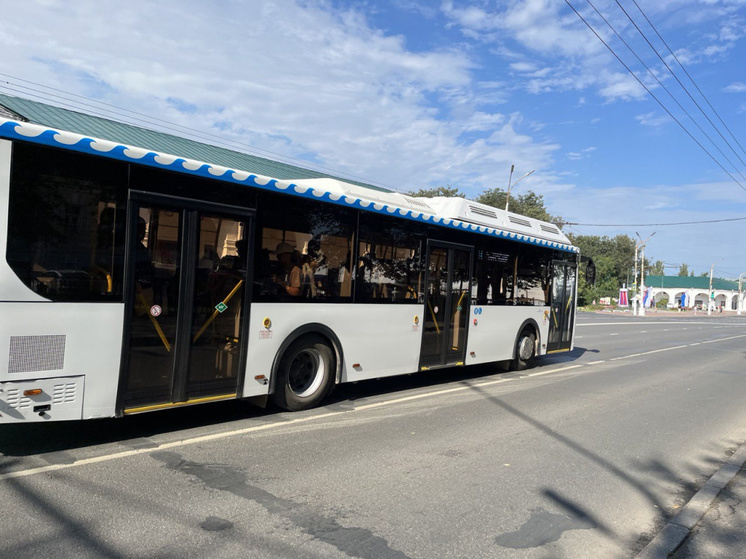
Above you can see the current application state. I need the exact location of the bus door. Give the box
[547,261,577,353]
[420,241,473,369]
[120,192,254,411]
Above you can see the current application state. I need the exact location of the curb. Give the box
[636,442,746,558]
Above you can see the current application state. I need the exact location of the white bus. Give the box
[0,95,584,423]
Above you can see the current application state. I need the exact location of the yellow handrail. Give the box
[137,292,171,352]
[192,279,244,343]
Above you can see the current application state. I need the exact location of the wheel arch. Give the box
[512,318,541,358]
[269,323,344,396]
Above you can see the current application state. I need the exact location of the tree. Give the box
[678,263,690,276]
[475,188,560,223]
[407,186,464,198]
[650,260,665,275]
[567,234,636,305]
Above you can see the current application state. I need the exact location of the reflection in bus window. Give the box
[356,213,424,303]
[7,142,127,301]
[254,194,355,302]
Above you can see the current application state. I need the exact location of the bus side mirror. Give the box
[585,260,596,286]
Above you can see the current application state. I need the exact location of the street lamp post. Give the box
[738,272,745,315]
[634,232,655,316]
[505,165,535,212]
[708,259,725,315]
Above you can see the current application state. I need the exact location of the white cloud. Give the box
[724,82,746,93]
[636,112,671,128]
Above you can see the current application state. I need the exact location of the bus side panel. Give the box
[465,305,550,365]
[0,303,124,421]
[244,303,424,396]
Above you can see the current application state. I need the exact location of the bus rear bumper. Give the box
[0,376,84,423]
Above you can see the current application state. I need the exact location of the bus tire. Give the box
[511,328,536,371]
[272,335,335,411]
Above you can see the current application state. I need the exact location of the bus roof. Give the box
[0,93,576,253]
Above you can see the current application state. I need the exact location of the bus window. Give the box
[356,213,424,303]
[472,236,518,306]
[6,142,127,301]
[515,245,552,306]
[254,194,355,302]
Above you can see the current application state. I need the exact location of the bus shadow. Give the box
[0,347,597,458]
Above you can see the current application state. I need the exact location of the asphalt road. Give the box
[1,311,746,558]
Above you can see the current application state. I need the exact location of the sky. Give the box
[1,0,745,278]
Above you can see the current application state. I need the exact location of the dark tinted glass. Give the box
[356,213,425,303]
[254,193,355,302]
[7,142,127,301]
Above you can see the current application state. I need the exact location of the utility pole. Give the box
[739,272,745,315]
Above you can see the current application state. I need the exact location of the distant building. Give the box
[643,275,742,311]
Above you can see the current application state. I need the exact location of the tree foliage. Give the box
[407,185,464,198]
[409,185,560,223]
[567,234,637,305]
[475,188,560,223]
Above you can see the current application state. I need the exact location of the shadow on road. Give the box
[0,346,596,457]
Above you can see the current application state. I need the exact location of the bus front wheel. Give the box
[511,328,536,371]
[273,335,335,411]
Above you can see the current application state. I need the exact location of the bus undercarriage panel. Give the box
[0,376,84,422]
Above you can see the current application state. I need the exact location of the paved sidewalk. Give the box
[637,444,746,558]
[671,463,746,558]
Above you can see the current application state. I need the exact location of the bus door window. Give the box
[424,247,448,351]
[450,250,470,352]
[126,207,182,396]
[189,216,248,385]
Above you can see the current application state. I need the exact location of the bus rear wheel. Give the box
[273,335,335,411]
[511,328,536,371]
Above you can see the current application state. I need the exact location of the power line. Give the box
[586,0,746,182]
[564,0,746,192]
[630,0,746,162]
[615,0,746,170]
[565,216,746,227]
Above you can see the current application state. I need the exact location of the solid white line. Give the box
[526,365,583,377]
[4,332,746,482]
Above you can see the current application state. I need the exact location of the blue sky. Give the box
[1,0,745,277]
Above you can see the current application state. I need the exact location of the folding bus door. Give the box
[547,261,576,353]
[420,241,473,369]
[119,193,254,411]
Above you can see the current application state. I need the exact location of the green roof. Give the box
[0,93,388,191]
[645,275,739,290]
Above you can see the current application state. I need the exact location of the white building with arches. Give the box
[644,275,744,312]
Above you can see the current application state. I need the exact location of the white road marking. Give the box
[3,333,746,482]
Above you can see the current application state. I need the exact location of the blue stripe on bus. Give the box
[0,120,578,253]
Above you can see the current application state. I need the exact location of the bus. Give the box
[0,94,585,423]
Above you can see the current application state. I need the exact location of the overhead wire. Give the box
[564,215,746,227]
[563,0,746,192]
[615,0,746,169]
[586,0,746,183]
[629,0,746,162]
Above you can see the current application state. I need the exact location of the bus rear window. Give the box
[6,142,127,301]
